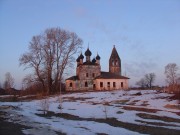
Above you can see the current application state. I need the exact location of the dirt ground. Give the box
[0,112,28,135]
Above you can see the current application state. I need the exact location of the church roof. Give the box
[92,58,96,63]
[110,45,120,60]
[79,53,84,59]
[96,54,101,60]
[76,56,80,62]
[82,61,98,66]
[66,71,129,81]
[85,48,92,56]
[66,76,79,80]
[76,61,99,67]
[95,72,129,79]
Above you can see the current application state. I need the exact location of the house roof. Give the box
[95,72,129,79]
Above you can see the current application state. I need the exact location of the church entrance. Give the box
[93,84,96,90]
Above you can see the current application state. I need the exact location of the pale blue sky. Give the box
[0,0,180,88]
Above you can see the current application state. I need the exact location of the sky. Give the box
[0,0,180,89]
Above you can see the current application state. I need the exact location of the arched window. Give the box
[113,82,116,88]
[69,82,72,87]
[115,60,118,66]
[121,82,123,88]
[107,82,110,88]
[112,60,114,66]
[93,84,96,89]
[85,82,88,87]
[100,82,103,87]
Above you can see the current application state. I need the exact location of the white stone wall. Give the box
[94,79,129,90]
[66,79,129,91]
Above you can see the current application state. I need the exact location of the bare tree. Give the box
[164,63,179,93]
[136,73,156,89]
[144,73,156,89]
[19,27,82,94]
[3,72,14,90]
[20,36,46,92]
[136,78,146,88]
[22,74,34,90]
[22,74,43,94]
[165,63,178,86]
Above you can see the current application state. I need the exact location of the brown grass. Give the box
[123,106,160,113]
[63,96,93,102]
[137,113,180,123]
[113,100,129,105]
[127,100,140,105]
[164,104,180,110]
[135,119,179,127]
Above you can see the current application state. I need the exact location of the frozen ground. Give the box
[0,90,180,135]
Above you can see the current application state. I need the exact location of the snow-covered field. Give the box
[0,90,180,135]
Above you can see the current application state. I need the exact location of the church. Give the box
[65,45,129,91]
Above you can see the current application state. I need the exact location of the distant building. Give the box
[65,46,129,91]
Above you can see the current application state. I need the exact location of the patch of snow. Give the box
[1,89,180,134]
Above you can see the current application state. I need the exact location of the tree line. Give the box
[0,72,15,90]
[136,73,156,89]
[136,63,180,93]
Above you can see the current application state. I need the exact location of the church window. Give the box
[69,82,72,87]
[121,82,123,88]
[115,60,118,66]
[112,60,114,66]
[93,84,96,89]
[85,82,88,87]
[100,82,103,87]
[113,82,116,88]
[86,73,88,77]
[107,82,110,87]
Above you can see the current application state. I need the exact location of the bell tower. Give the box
[109,45,121,75]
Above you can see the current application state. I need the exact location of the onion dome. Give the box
[96,54,101,60]
[76,56,80,62]
[79,53,84,59]
[92,58,96,63]
[85,48,92,56]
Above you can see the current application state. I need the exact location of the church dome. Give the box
[79,53,84,59]
[85,48,92,56]
[96,54,101,60]
[76,56,80,62]
[92,58,96,63]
